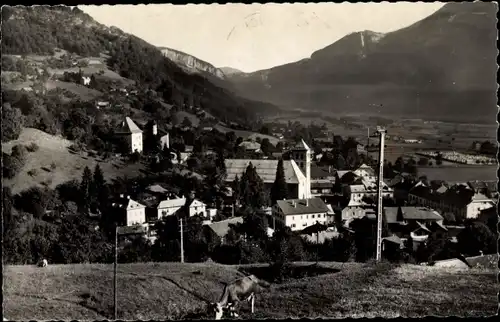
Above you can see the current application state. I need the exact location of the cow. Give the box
[209,275,271,320]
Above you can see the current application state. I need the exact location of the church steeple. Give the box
[291,139,311,198]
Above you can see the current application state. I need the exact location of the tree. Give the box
[80,166,93,210]
[270,158,288,205]
[182,116,193,128]
[260,138,272,155]
[92,164,107,209]
[239,163,267,209]
[457,221,496,256]
[435,153,443,166]
[2,103,23,142]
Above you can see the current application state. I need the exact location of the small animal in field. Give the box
[209,274,271,320]
[38,258,48,267]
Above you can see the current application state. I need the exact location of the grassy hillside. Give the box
[3,262,496,320]
[1,5,278,123]
[227,2,497,123]
[2,128,146,194]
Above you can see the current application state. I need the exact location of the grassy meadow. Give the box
[3,261,497,320]
[2,128,146,194]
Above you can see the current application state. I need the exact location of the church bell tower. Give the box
[291,139,311,199]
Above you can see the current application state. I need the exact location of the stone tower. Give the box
[291,139,311,199]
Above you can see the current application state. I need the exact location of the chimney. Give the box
[306,199,309,207]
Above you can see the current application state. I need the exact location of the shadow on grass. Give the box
[239,263,341,284]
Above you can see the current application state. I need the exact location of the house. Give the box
[204,216,244,244]
[112,195,147,227]
[115,117,143,153]
[160,133,170,149]
[157,197,206,219]
[225,139,312,200]
[272,198,330,231]
[95,101,110,109]
[239,141,261,153]
[82,76,91,86]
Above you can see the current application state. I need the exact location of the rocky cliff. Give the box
[158,47,225,79]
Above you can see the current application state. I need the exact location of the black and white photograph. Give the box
[2,2,498,320]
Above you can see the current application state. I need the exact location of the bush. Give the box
[11,144,28,160]
[50,162,57,170]
[3,153,26,179]
[27,169,38,177]
[26,142,40,152]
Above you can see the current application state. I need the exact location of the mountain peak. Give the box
[158,46,225,79]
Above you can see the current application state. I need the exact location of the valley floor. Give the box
[3,261,496,320]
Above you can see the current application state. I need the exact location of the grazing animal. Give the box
[210,275,271,320]
[38,258,48,267]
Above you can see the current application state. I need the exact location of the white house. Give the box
[116,117,143,153]
[82,76,91,86]
[157,197,207,219]
[272,198,330,231]
[225,139,312,200]
[160,133,170,149]
[112,196,146,227]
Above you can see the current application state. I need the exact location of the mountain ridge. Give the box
[225,2,497,123]
[157,46,226,79]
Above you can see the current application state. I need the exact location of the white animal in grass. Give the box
[38,258,48,267]
[209,274,271,320]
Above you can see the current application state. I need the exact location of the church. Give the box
[224,139,312,199]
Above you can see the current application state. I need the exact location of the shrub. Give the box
[50,162,57,170]
[27,169,38,177]
[3,153,25,179]
[26,142,40,152]
[11,144,28,160]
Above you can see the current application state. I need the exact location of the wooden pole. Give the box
[114,225,118,320]
[180,218,185,263]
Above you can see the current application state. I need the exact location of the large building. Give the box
[112,195,147,226]
[225,139,312,200]
[408,181,496,220]
[157,197,207,219]
[272,198,330,231]
[115,117,143,153]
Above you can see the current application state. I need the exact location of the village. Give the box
[106,111,497,264]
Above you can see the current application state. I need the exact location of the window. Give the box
[292,216,295,221]
[292,224,296,228]
[312,214,315,219]
[303,223,307,227]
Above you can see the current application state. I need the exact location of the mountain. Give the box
[220,67,244,76]
[226,2,498,123]
[157,46,226,79]
[1,6,278,123]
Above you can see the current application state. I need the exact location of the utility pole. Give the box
[375,126,386,262]
[179,217,185,263]
[113,225,118,320]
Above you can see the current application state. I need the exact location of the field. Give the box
[2,128,146,194]
[418,165,497,183]
[3,261,496,320]
[45,80,104,101]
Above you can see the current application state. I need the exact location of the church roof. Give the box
[117,117,142,134]
[224,159,303,184]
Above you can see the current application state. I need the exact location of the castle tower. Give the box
[291,139,311,199]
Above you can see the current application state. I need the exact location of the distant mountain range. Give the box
[224,2,498,123]
[219,67,244,76]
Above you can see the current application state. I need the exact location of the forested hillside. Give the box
[1,5,277,123]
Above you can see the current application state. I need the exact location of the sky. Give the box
[81,3,445,73]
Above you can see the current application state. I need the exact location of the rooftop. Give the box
[116,117,142,134]
[224,159,303,184]
[276,198,330,216]
[205,216,244,238]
